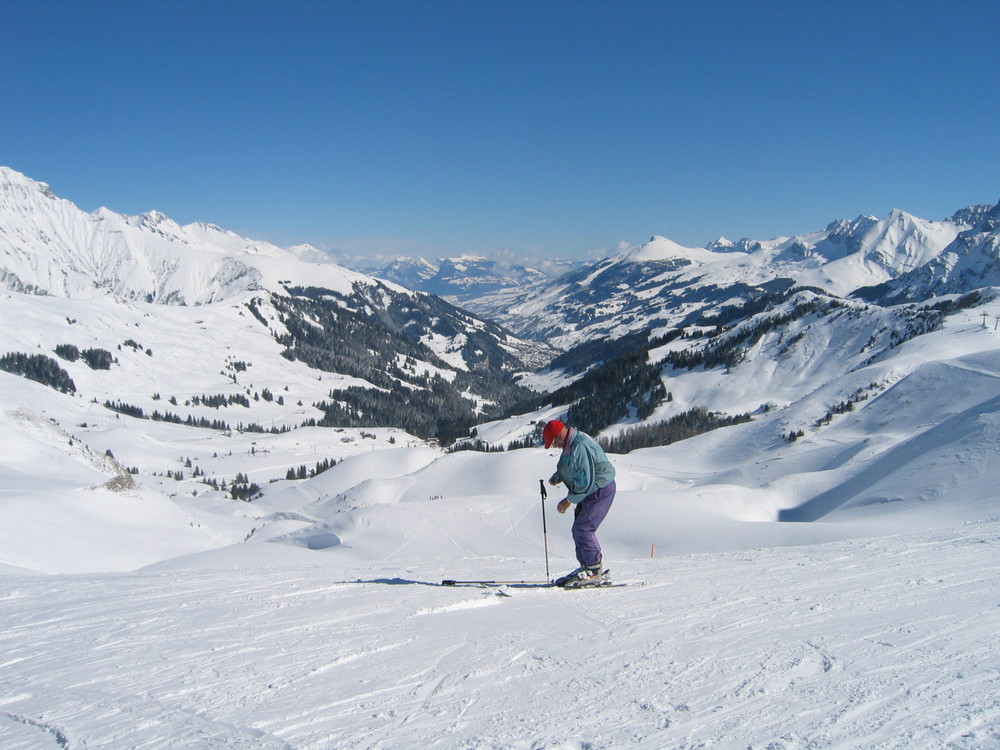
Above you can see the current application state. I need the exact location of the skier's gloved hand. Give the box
[548,472,563,486]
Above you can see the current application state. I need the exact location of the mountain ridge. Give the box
[4,163,1000,456]
[461,202,997,351]
[0,166,551,443]
[0,166,386,303]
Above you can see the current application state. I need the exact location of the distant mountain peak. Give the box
[619,235,723,264]
[123,209,181,234]
[0,166,60,204]
[0,166,352,302]
[948,203,998,228]
[464,201,998,349]
[707,236,734,250]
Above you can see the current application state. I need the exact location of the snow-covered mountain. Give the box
[465,204,997,352]
[0,166,554,442]
[4,166,1000,747]
[495,201,999,459]
[4,260,1000,748]
[856,202,1000,304]
[0,167,331,303]
[0,166,540,368]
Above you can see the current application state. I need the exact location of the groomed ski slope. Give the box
[2,521,998,749]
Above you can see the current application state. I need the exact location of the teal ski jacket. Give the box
[555,428,616,504]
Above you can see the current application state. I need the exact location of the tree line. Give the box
[598,407,752,454]
[0,352,76,393]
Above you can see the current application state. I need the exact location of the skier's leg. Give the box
[570,481,616,567]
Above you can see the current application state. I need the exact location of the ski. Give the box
[563,579,627,589]
[441,579,552,587]
[441,570,626,589]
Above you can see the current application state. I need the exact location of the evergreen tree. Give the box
[0,352,77,393]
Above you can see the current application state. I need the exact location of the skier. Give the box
[543,419,617,587]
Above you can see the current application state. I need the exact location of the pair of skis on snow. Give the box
[441,570,624,590]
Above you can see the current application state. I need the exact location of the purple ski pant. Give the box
[572,481,616,567]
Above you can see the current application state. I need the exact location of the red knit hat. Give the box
[543,420,566,449]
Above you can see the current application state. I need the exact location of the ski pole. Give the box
[539,479,551,581]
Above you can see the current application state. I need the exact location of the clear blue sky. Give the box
[2,1,997,262]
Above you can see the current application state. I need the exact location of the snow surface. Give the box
[4,305,1000,745]
[3,523,998,749]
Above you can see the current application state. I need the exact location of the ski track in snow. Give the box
[2,521,999,749]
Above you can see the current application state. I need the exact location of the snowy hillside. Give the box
[465,205,995,351]
[3,301,1000,745]
[3,166,1000,747]
[0,167,543,373]
[0,166,553,443]
[856,203,1000,305]
[0,166,342,304]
